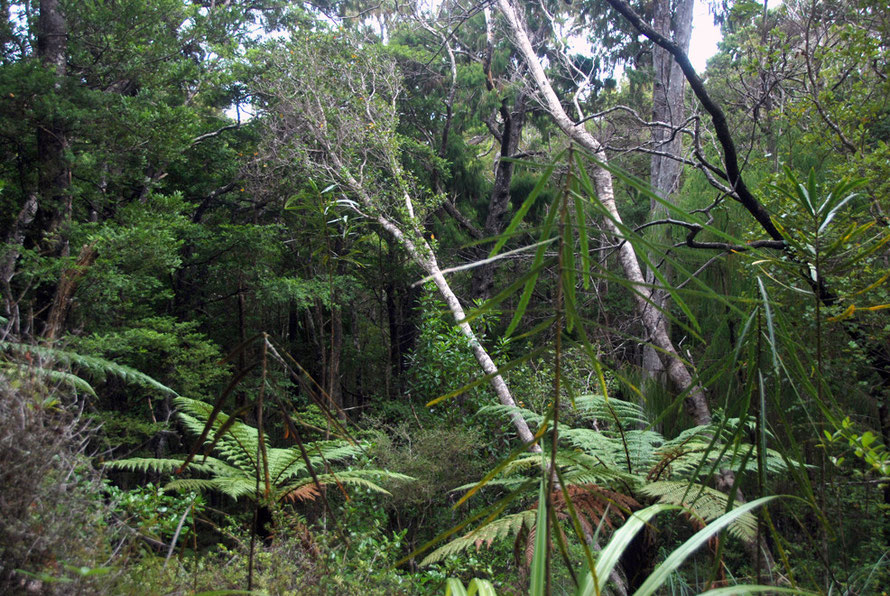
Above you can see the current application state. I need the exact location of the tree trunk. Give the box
[650,0,692,212]
[643,0,694,379]
[328,304,344,414]
[35,0,70,255]
[0,193,38,335]
[496,0,712,426]
[386,279,420,385]
[42,242,98,341]
[470,91,529,300]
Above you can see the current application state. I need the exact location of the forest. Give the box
[1,0,888,594]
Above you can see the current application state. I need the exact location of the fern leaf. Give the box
[105,456,232,476]
[420,511,537,567]
[639,481,758,542]
[0,362,96,395]
[574,394,649,427]
[0,341,177,395]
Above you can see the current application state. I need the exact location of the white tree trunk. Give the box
[496,0,711,425]
[336,166,542,449]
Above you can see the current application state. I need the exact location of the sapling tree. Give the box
[251,34,540,449]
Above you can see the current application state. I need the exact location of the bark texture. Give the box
[643,0,694,377]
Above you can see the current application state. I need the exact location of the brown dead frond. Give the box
[514,484,640,569]
[284,483,321,503]
[551,484,639,537]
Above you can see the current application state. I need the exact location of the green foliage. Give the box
[2,0,890,592]
[0,339,177,397]
[107,483,204,543]
[70,317,225,401]
[821,417,890,476]
[408,290,501,415]
[109,396,411,503]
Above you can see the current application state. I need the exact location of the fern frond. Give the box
[551,484,639,537]
[720,446,793,475]
[283,483,320,502]
[573,394,649,427]
[639,481,757,542]
[175,397,261,470]
[278,470,412,500]
[560,429,625,469]
[0,362,96,395]
[420,510,537,567]
[0,341,177,395]
[109,395,413,504]
[661,424,729,448]
[166,477,258,499]
[500,454,547,476]
[477,404,545,427]
[105,456,233,476]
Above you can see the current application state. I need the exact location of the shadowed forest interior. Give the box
[1,0,889,594]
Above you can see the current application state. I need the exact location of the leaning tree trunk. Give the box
[496,0,712,426]
[331,158,541,450]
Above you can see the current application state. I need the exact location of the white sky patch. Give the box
[688,0,722,73]
[224,2,727,121]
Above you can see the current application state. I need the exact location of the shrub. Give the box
[0,373,110,594]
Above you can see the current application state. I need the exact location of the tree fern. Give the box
[110,396,412,502]
[421,394,790,574]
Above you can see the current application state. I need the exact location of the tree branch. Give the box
[603,0,785,243]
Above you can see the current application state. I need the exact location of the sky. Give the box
[225,2,726,120]
[688,0,723,73]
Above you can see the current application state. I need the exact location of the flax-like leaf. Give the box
[634,496,780,596]
[529,477,548,596]
[573,193,591,290]
[490,161,557,258]
[505,190,561,337]
[577,504,675,596]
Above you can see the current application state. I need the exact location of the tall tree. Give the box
[253,35,541,449]
[495,0,714,426]
[642,0,694,377]
[34,0,70,254]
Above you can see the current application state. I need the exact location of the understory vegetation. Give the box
[1,0,889,594]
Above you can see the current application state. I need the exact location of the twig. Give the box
[163,502,194,570]
[411,238,558,287]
